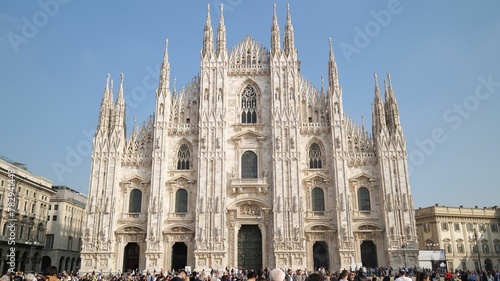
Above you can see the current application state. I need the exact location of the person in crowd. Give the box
[305,274,322,281]
[395,270,411,281]
[416,272,430,281]
[338,270,349,281]
[44,267,60,281]
[269,269,285,281]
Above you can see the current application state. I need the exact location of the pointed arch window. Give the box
[241,86,257,123]
[241,151,258,179]
[177,144,190,170]
[309,143,323,169]
[312,187,325,212]
[175,189,188,213]
[357,187,371,211]
[129,189,142,213]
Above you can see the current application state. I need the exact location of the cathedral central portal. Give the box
[237,225,262,271]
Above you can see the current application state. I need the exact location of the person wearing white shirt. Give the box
[395,270,412,281]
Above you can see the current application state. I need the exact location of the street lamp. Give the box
[426,238,439,250]
[471,229,482,272]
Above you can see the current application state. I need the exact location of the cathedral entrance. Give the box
[485,259,493,272]
[171,242,187,271]
[237,225,262,271]
[360,241,378,268]
[313,241,329,270]
[123,243,140,272]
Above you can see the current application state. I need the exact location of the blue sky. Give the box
[0,1,499,209]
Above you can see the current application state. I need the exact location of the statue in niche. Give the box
[215,226,220,242]
[406,225,412,236]
[201,137,206,149]
[294,226,300,240]
[290,137,295,149]
[150,227,157,242]
[263,169,267,179]
[90,196,95,213]
[153,196,158,213]
[276,137,281,150]
[216,138,220,149]
[199,227,205,242]
[277,227,283,241]
[84,227,91,242]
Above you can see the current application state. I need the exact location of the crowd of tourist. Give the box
[1,267,499,281]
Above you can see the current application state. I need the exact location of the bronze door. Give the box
[237,225,262,271]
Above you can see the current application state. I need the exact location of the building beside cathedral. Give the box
[0,156,54,274]
[415,205,500,273]
[43,185,87,274]
[81,4,419,273]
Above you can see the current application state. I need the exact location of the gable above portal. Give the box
[228,35,270,75]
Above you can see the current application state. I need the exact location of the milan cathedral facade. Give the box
[81,4,419,274]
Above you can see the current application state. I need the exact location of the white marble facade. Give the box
[81,4,418,274]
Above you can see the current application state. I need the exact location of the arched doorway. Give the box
[32,252,40,272]
[59,256,64,273]
[20,251,28,271]
[41,256,52,272]
[313,241,329,270]
[171,242,187,271]
[360,241,378,268]
[237,225,262,271]
[65,257,70,272]
[484,259,493,272]
[123,243,140,272]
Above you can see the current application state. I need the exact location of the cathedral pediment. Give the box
[306,224,337,232]
[231,130,267,141]
[231,130,266,148]
[166,174,195,185]
[354,223,384,232]
[116,224,147,234]
[164,225,194,234]
[302,172,331,184]
[120,175,150,187]
[349,173,376,184]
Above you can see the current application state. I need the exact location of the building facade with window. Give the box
[43,186,87,274]
[81,4,418,273]
[0,157,54,274]
[415,205,500,273]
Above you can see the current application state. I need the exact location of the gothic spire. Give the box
[372,73,386,133]
[114,73,126,129]
[384,73,401,128]
[328,38,339,91]
[283,3,295,57]
[202,4,214,57]
[160,39,170,92]
[98,73,112,130]
[271,3,281,56]
[216,4,226,56]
